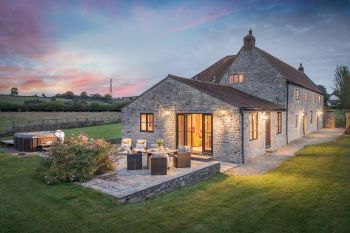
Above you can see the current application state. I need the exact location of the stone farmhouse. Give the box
[121,30,324,163]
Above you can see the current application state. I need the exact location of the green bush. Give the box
[37,135,120,184]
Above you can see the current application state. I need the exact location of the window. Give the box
[249,112,258,140]
[295,89,300,101]
[229,74,244,83]
[140,113,154,132]
[276,112,282,134]
[295,114,298,128]
[318,95,321,103]
[304,92,308,101]
[310,111,313,123]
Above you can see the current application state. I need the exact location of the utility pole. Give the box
[110,78,113,97]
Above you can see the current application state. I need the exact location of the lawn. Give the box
[0,123,121,141]
[0,135,349,233]
[63,123,121,139]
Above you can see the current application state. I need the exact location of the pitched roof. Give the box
[169,75,285,111]
[191,55,236,84]
[255,47,322,94]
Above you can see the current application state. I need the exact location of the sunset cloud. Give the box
[0,0,349,97]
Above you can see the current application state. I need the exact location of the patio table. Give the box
[145,149,177,170]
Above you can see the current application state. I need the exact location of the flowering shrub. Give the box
[37,134,120,185]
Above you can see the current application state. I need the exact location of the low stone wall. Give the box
[119,162,220,203]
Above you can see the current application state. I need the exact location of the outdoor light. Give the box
[220,110,226,116]
[165,111,170,116]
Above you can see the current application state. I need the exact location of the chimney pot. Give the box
[243,29,256,51]
[298,63,304,72]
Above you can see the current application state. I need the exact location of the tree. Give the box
[61,91,75,99]
[42,93,46,97]
[80,91,88,99]
[10,87,18,96]
[333,65,350,109]
[317,85,329,107]
[104,94,112,101]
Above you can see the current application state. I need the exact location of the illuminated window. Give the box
[229,74,244,83]
[295,89,300,101]
[276,112,282,134]
[295,114,298,128]
[310,111,313,123]
[249,112,258,140]
[304,92,308,101]
[140,113,154,132]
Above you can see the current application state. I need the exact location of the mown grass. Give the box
[0,135,349,233]
[64,123,121,139]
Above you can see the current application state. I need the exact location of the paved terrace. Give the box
[82,158,220,203]
[225,128,346,176]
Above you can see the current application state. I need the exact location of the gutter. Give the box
[286,81,289,144]
[239,108,245,164]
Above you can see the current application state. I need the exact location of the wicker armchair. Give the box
[174,152,191,168]
[151,153,168,175]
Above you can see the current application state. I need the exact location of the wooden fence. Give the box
[0,116,121,136]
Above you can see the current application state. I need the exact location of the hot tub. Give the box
[14,131,58,152]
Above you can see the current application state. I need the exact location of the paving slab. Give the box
[225,128,345,176]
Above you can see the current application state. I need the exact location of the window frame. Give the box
[249,112,258,141]
[304,92,308,102]
[318,95,321,103]
[295,114,298,128]
[295,89,300,101]
[229,73,244,83]
[276,112,282,134]
[310,111,313,124]
[140,113,154,133]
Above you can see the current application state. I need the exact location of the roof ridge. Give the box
[254,47,322,94]
[168,74,284,107]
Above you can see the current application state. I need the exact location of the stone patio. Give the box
[82,157,220,203]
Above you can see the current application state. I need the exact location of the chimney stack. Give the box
[243,28,256,50]
[298,63,304,72]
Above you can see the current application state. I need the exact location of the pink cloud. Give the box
[0,0,55,59]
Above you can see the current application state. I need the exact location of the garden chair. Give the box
[135,140,147,152]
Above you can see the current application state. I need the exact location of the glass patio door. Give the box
[203,114,212,153]
[176,113,213,154]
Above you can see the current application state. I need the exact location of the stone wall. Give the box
[243,111,287,162]
[220,48,287,105]
[122,77,243,163]
[287,83,324,141]
[118,162,220,203]
[323,110,336,128]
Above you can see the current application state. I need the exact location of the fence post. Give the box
[12,121,15,131]
[76,118,79,126]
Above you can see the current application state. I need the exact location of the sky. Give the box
[0,0,349,97]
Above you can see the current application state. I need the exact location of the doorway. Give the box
[303,115,307,135]
[176,113,213,154]
[265,112,271,148]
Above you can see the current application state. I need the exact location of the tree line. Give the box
[0,99,126,112]
[55,91,114,102]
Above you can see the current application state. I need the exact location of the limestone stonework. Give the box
[122,78,243,163]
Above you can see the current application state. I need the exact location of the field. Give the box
[0,95,129,105]
[0,112,120,132]
[0,134,349,233]
[64,123,121,139]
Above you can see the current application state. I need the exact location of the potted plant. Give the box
[156,139,164,150]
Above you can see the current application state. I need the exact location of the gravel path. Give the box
[225,128,345,176]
